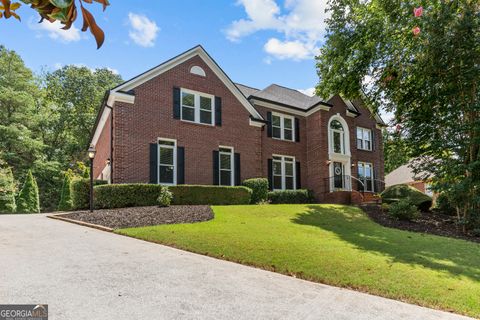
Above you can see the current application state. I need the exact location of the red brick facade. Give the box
[93,49,384,203]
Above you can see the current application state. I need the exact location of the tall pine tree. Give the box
[17,170,40,214]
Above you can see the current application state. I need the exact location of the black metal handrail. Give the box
[323,175,384,193]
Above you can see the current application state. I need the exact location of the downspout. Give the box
[105,104,113,184]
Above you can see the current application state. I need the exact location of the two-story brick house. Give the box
[90,45,385,204]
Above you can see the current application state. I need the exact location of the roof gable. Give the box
[111,45,263,120]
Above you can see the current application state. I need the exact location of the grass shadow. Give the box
[292,205,480,282]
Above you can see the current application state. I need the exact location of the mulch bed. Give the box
[60,205,213,229]
[360,204,480,243]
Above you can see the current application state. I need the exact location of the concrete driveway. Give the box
[0,214,472,320]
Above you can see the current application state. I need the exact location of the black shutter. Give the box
[296,161,301,189]
[173,87,181,119]
[177,146,185,184]
[268,159,273,190]
[234,153,241,186]
[371,129,376,151]
[149,143,158,184]
[266,112,272,137]
[215,96,222,126]
[213,150,219,185]
[295,118,300,142]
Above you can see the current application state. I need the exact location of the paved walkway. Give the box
[0,214,472,320]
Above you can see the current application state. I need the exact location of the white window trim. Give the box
[272,154,296,191]
[327,114,351,157]
[158,138,177,186]
[180,88,215,126]
[357,127,372,151]
[271,112,295,142]
[358,161,374,192]
[219,146,234,186]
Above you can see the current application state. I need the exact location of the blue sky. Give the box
[0,0,329,94]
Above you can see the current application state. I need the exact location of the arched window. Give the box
[330,119,345,154]
[190,66,206,77]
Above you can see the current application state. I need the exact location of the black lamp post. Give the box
[88,145,96,213]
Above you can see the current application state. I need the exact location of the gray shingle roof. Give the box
[235,83,260,98]
[250,84,325,110]
[235,82,385,125]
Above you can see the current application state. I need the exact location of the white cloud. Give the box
[31,20,81,43]
[127,13,159,47]
[264,38,317,60]
[226,0,329,61]
[297,87,315,96]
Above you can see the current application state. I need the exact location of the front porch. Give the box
[322,175,385,205]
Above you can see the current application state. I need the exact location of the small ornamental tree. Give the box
[57,171,73,211]
[0,165,16,213]
[17,170,40,213]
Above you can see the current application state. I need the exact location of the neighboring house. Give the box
[385,162,434,197]
[90,45,386,204]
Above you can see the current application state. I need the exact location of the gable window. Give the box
[272,155,295,190]
[219,147,234,186]
[358,162,374,192]
[357,127,372,151]
[272,113,294,141]
[330,120,345,154]
[158,139,177,185]
[181,89,214,125]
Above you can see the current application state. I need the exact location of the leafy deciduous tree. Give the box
[316,0,480,230]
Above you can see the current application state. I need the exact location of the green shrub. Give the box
[242,178,269,204]
[170,185,252,205]
[94,184,159,209]
[381,203,390,211]
[0,166,16,213]
[71,178,108,210]
[267,189,314,204]
[158,186,173,207]
[94,184,252,209]
[388,199,420,221]
[57,173,73,211]
[381,184,432,211]
[16,170,40,214]
[434,193,456,216]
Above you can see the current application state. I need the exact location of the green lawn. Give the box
[116,204,480,317]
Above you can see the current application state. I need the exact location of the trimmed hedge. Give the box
[381,184,432,211]
[268,189,315,204]
[71,178,108,210]
[93,184,253,209]
[243,178,269,204]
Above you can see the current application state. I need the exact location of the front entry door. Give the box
[333,162,344,189]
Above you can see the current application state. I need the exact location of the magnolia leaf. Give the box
[9,1,19,10]
[49,0,72,9]
[80,6,104,49]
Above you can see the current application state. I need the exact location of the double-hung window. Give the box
[357,127,372,151]
[358,162,374,192]
[158,139,176,185]
[219,147,234,186]
[181,89,214,125]
[272,113,294,141]
[272,155,295,190]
